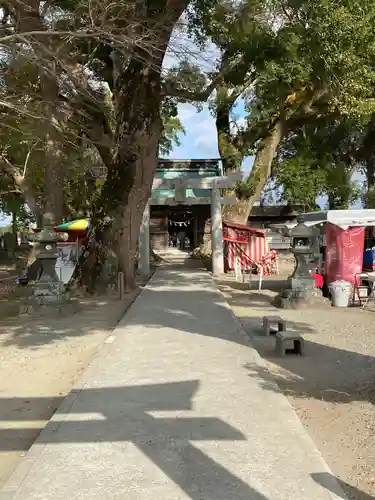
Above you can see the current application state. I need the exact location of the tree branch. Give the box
[164,50,255,102]
[0,155,41,217]
[164,76,218,101]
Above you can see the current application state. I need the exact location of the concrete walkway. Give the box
[1,255,346,500]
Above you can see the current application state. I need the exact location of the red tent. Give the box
[223,221,268,271]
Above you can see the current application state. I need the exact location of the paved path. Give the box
[1,256,346,500]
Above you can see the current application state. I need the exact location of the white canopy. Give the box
[301,209,375,230]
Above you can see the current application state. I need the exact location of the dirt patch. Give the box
[0,273,150,487]
[218,272,375,500]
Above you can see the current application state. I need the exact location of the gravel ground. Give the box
[218,262,375,500]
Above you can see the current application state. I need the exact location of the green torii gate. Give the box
[138,172,243,276]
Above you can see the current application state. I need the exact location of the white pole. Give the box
[211,187,224,275]
[258,266,263,291]
[235,255,241,282]
[138,201,150,277]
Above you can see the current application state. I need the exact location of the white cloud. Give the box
[169,103,219,159]
[177,103,198,122]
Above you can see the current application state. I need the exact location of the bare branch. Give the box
[23,141,38,177]
[164,75,218,101]
[0,155,41,216]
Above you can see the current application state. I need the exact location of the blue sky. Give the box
[167,101,254,177]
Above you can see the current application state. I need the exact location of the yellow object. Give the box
[56,219,89,231]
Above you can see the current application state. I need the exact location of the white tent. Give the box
[301,210,375,230]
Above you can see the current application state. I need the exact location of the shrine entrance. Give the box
[138,161,242,277]
[168,208,195,249]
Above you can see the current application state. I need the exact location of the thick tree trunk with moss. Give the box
[76,0,188,292]
[240,120,286,224]
[89,56,162,290]
[116,125,160,290]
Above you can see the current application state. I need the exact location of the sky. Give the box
[167,100,254,177]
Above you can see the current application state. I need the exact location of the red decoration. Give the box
[325,223,365,285]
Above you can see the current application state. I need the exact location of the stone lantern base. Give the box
[33,279,70,304]
[21,295,80,318]
[274,276,330,309]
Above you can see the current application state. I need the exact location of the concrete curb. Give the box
[213,277,348,500]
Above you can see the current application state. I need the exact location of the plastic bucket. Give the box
[329,280,352,308]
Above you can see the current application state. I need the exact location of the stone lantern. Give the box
[26,213,70,305]
[275,222,329,309]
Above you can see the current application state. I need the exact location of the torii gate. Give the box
[138,171,243,276]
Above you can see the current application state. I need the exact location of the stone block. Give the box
[263,315,287,336]
[275,331,305,356]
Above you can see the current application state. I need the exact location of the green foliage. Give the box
[364,188,375,208]
[275,154,327,210]
[186,0,375,207]
[160,99,185,156]
[166,60,208,100]
[0,191,35,230]
[274,117,363,209]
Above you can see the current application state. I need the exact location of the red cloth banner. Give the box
[325,223,365,285]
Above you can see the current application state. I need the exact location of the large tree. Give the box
[185,0,375,221]
[0,0,195,289]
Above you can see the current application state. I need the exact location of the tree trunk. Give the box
[43,131,65,223]
[40,66,65,224]
[0,159,41,219]
[367,159,375,191]
[216,86,242,173]
[241,120,286,223]
[16,0,65,224]
[117,126,159,290]
[73,1,188,292]
[87,57,162,291]
[11,212,17,236]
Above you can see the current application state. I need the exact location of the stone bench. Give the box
[262,315,287,336]
[275,331,305,356]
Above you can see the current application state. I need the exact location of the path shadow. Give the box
[117,261,375,407]
[241,315,375,405]
[312,472,375,500]
[5,258,375,408]
[0,380,269,500]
